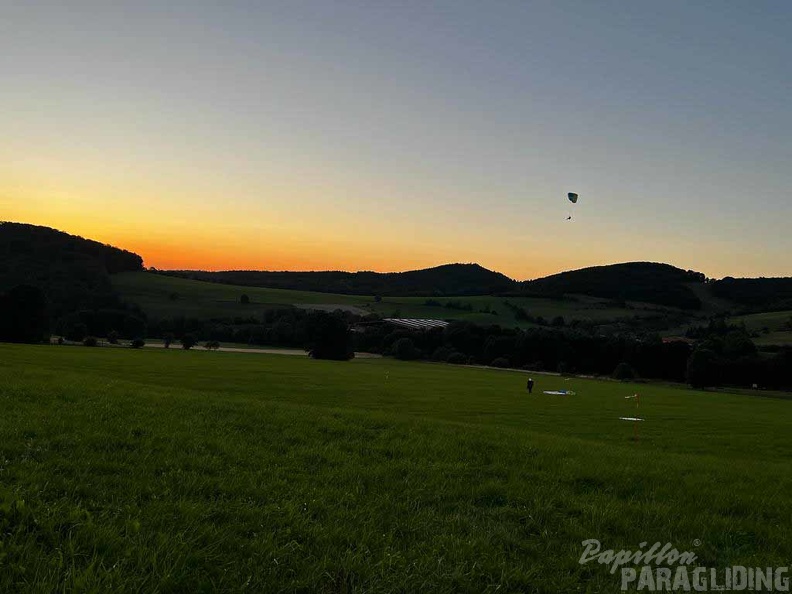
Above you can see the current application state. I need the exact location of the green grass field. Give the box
[111,271,374,318]
[1,344,790,592]
[731,311,792,346]
[753,331,792,346]
[112,271,682,329]
[731,310,792,331]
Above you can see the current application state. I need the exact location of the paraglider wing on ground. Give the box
[542,390,576,395]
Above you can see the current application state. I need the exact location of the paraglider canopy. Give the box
[566,192,578,220]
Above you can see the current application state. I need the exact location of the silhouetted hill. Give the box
[711,277,792,312]
[522,262,706,310]
[0,222,144,318]
[162,264,517,297]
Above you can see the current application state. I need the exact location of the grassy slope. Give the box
[753,332,792,346]
[113,271,676,328]
[111,271,373,318]
[732,310,792,331]
[731,310,792,346]
[1,345,790,592]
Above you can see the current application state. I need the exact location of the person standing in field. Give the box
[527,378,534,394]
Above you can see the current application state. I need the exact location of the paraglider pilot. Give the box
[567,192,578,220]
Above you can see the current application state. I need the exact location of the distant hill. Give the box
[711,277,792,312]
[5,221,792,324]
[162,263,517,297]
[522,262,706,310]
[0,222,143,318]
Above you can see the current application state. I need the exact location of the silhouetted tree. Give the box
[687,348,719,388]
[612,361,637,380]
[722,331,757,359]
[181,334,197,350]
[304,311,354,360]
[0,285,50,343]
[240,294,250,304]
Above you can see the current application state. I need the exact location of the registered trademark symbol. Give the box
[693,539,701,547]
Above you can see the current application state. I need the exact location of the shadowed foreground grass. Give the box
[0,345,790,592]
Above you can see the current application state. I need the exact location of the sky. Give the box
[1,0,790,280]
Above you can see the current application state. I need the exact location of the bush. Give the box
[490,357,510,368]
[431,346,456,361]
[83,336,98,347]
[181,334,197,350]
[393,337,419,360]
[612,361,637,380]
[447,352,467,365]
[240,294,250,304]
[204,341,220,350]
[131,338,145,348]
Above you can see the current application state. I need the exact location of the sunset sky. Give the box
[2,1,790,280]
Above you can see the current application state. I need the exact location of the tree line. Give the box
[2,281,790,390]
[160,263,516,297]
[357,319,792,390]
[711,277,792,313]
[521,262,705,310]
[0,222,143,319]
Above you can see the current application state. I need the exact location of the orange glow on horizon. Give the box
[6,184,767,280]
[3,211,559,279]
[125,236,528,277]
[2,206,722,281]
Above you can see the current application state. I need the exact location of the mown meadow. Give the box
[1,344,790,592]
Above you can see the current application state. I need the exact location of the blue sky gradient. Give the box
[2,1,790,278]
